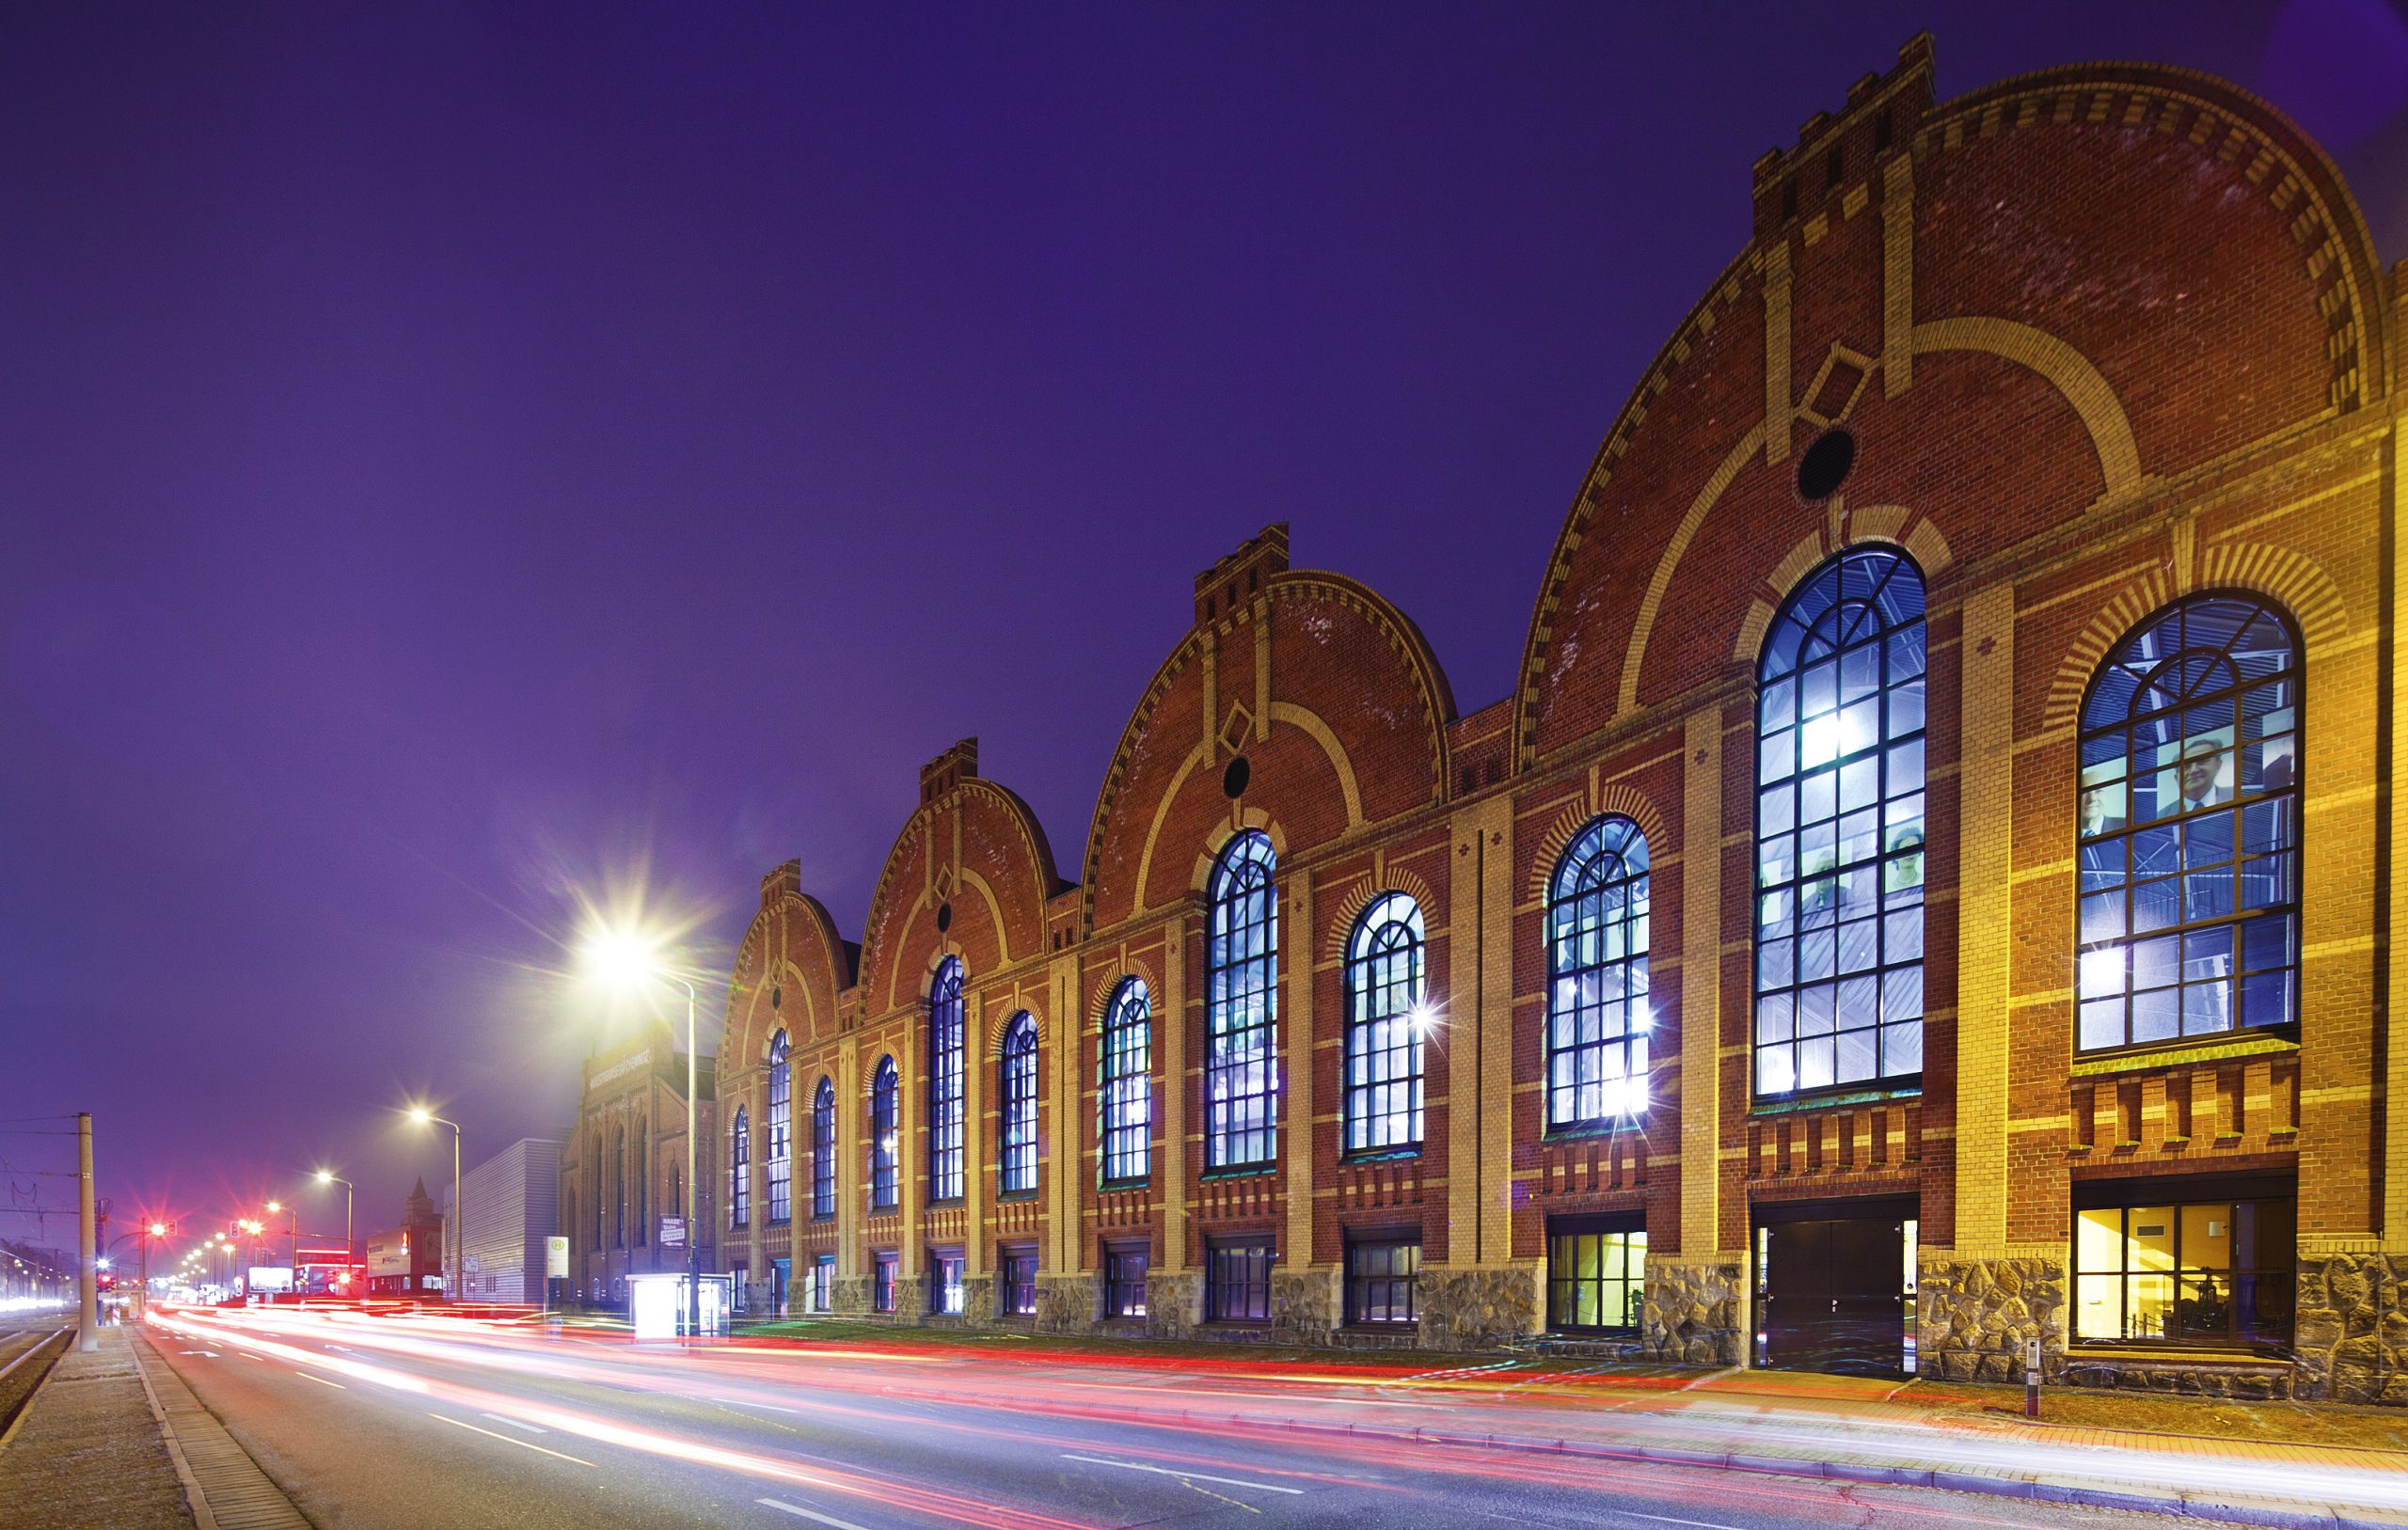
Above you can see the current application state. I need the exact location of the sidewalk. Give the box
[0,1326,194,1529]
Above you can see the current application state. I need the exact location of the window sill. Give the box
[2069,1031,2298,1078]
[1340,1146,1422,1166]
[927,1197,964,1209]
[1751,1081,1922,1116]
[1541,1119,1642,1144]
[1201,1164,1276,1181]
[1099,1179,1149,1194]
[997,1190,1039,1203]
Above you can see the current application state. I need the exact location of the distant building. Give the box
[438,1139,563,1305]
[365,1178,445,1296]
[559,1020,715,1310]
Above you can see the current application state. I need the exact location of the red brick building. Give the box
[714,37,2404,1401]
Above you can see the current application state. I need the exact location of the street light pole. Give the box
[583,932,708,1341]
[316,1173,354,1291]
[406,1111,463,1301]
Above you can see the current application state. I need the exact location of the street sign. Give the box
[545,1236,568,1277]
[658,1217,685,1248]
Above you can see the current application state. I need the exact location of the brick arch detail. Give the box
[1085,960,1164,1033]
[2039,547,2342,735]
[1914,72,2380,417]
[1525,787,1669,907]
[985,1002,1045,1063]
[1191,812,1289,896]
[1319,867,1440,965]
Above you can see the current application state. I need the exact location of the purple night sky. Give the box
[4,3,2403,1249]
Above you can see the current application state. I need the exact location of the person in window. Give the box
[1883,826,1925,894]
[2178,736,2231,812]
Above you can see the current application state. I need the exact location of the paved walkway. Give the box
[0,1326,195,1529]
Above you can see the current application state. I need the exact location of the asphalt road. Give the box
[143,1307,2234,1530]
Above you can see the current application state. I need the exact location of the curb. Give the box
[1203,1411,2407,1529]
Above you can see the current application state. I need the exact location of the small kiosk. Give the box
[626,1271,733,1339]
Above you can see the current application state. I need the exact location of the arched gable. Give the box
[1083,541,1457,934]
[858,745,1064,1018]
[721,861,853,1069]
[1513,42,2387,766]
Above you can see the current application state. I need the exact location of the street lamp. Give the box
[583,926,703,1339]
[407,1107,462,1302]
[266,1200,299,1294]
[314,1172,355,1291]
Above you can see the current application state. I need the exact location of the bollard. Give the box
[2022,1337,2041,1419]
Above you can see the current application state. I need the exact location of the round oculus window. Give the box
[1797,427,1855,500]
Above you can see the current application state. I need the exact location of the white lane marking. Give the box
[756,1497,874,1530]
[731,1399,805,1414]
[295,1371,345,1389]
[481,1412,549,1434]
[1060,1454,1305,1495]
[239,1352,266,1362]
[425,1412,597,1466]
[1616,1515,1743,1530]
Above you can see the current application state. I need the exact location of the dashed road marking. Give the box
[1061,1454,1304,1494]
[425,1412,596,1466]
[756,1497,873,1529]
[296,1371,345,1389]
[481,1412,548,1433]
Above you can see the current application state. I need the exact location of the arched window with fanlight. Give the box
[1753,545,1927,1098]
[765,1030,793,1223]
[1000,1012,1039,1194]
[727,1106,750,1229]
[2076,594,2299,1052]
[927,957,966,1203]
[1206,831,1278,1170]
[868,1057,899,1212]
[1343,893,1425,1154]
[1547,816,1651,1127]
[811,1078,835,1220]
[1099,978,1151,1185]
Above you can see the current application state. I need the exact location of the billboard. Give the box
[246,1266,293,1293]
[367,1231,412,1277]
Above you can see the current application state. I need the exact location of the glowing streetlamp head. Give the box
[265,1201,282,1214]
[407,1106,433,1125]
[314,1170,333,1184]
[582,926,666,992]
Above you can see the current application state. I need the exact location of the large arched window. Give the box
[1547,816,1651,1126]
[1099,978,1151,1184]
[613,1127,626,1246]
[869,1057,899,1212]
[2077,594,2299,1051]
[633,1127,647,1242]
[1206,831,1278,1170]
[765,1030,793,1223]
[1753,545,1927,1097]
[727,1106,750,1229]
[927,957,966,1203]
[811,1078,836,1219]
[1343,892,1425,1153]
[1000,1012,1039,1194]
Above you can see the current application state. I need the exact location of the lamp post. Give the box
[143,1221,166,1314]
[265,1201,298,1297]
[584,930,703,1340]
[408,1110,462,1301]
[314,1172,355,1292]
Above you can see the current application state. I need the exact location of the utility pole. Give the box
[76,1112,97,1351]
